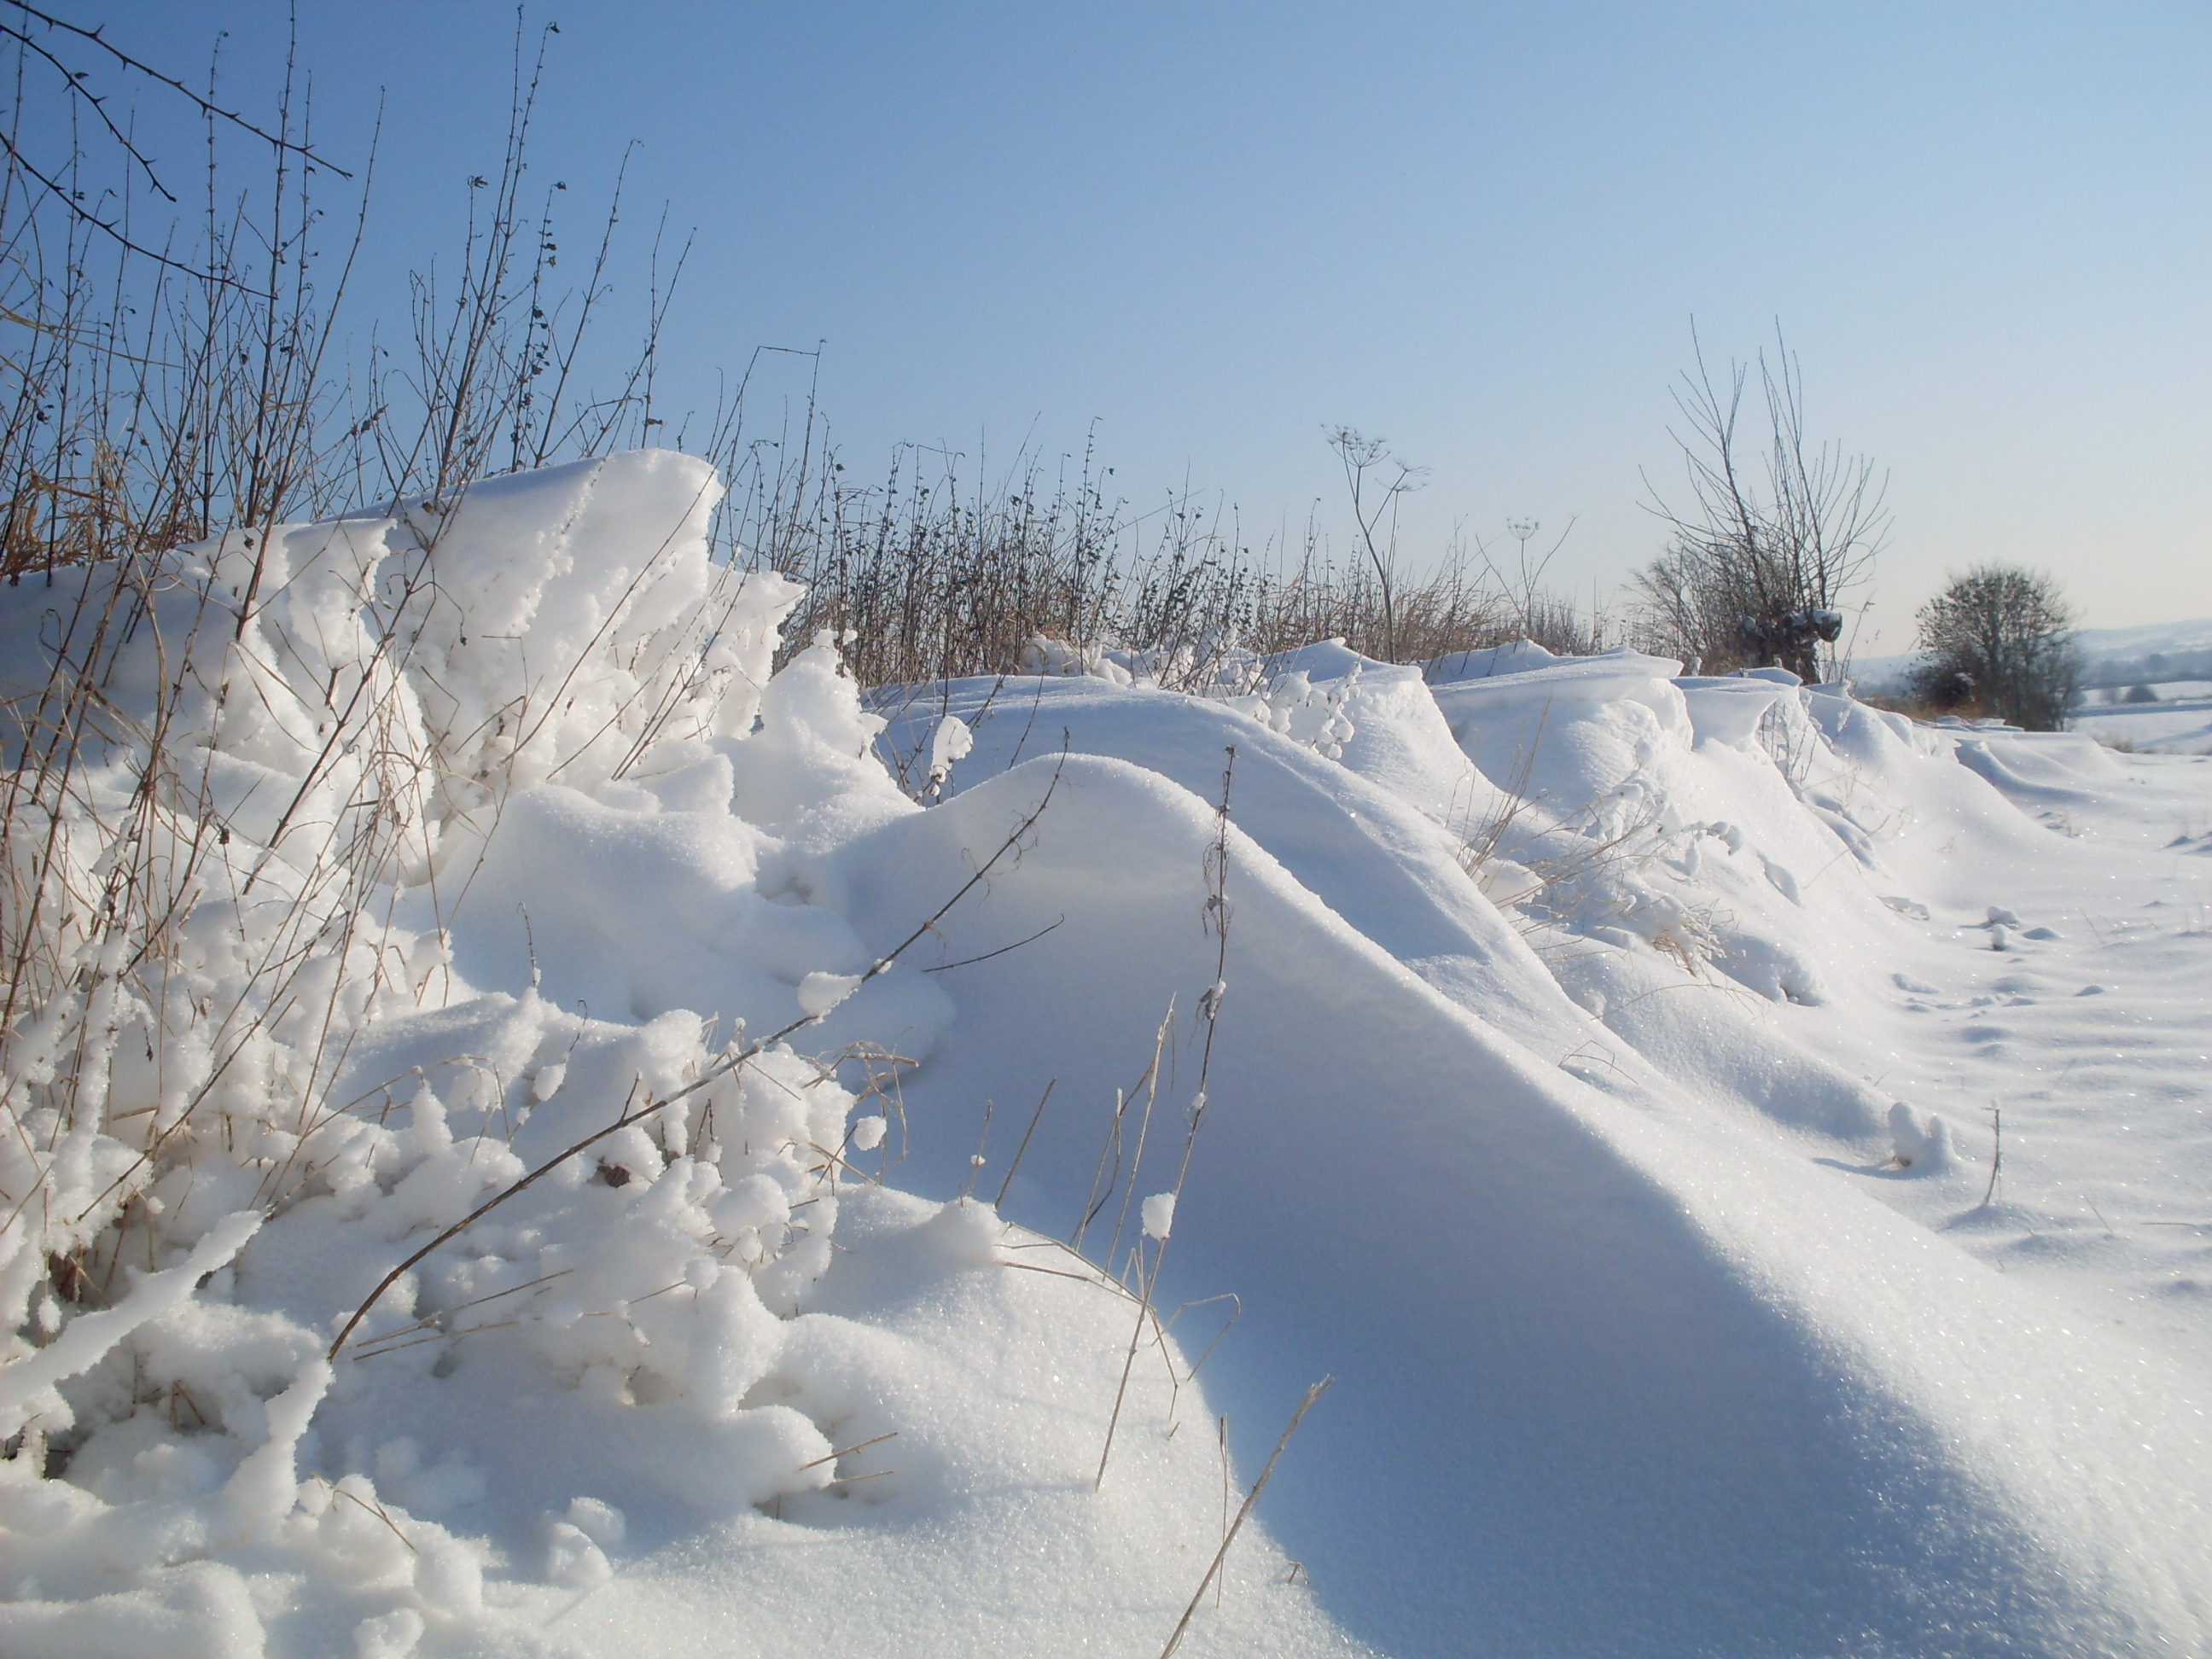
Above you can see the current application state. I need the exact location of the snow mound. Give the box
[878,645,2212,1654]
[841,747,2211,1657]
[1423,637,1561,680]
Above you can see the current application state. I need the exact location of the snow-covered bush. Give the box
[0,451,934,1647]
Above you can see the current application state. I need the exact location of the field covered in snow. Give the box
[2069,689,2212,756]
[3,451,2208,1657]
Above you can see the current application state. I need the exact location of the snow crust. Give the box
[6,454,2209,1657]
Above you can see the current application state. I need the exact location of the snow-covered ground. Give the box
[2069,685,2212,754]
[3,454,2207,1657]
[2079,680,2212,703]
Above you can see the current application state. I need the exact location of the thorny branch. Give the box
[3,2,352,172]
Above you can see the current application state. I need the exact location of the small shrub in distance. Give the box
[1912,565,2081,731]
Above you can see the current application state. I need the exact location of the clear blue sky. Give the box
[102,3,2212,653]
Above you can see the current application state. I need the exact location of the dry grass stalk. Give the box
[1097,748,1234,1490]
[1157,1375,1335,1659]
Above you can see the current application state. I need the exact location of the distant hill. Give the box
[2070,617,2212,660]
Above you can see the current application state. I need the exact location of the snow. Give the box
[6,452,2209,1657]
[1140,1193,1177,1242]
[869,690,2209,1654]
[2069,690,2212,755]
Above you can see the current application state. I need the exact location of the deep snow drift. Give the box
[3,452,2208,1657]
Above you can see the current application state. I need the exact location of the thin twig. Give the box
[3,3,351,171]
[993,1077,1057,1207]
[922,914,1064,974]
[796,1430,897,1472]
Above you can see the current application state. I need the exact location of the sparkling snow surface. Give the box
[3,457,2207,1657]
[875,665,2212,1657]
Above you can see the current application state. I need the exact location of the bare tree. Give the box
[1912,565,2081,730]
[1633,324,1888,679]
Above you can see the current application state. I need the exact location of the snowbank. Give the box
[872,657,2212,1656]
[7,455,2209,1656]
